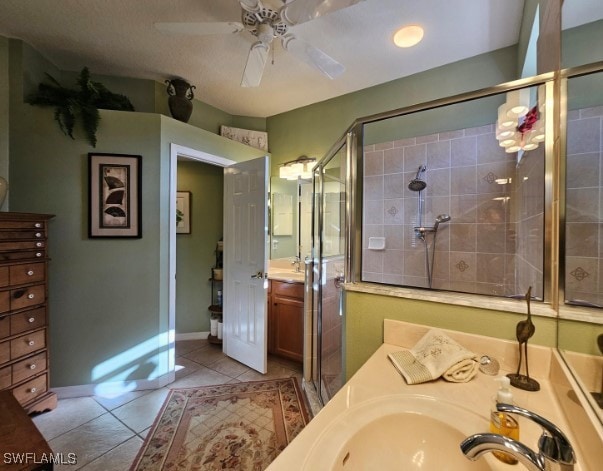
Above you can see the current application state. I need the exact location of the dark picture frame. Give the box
[176,191,191,234]
[88,153,142,238]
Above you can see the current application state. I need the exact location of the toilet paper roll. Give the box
[217,321,223,340]
[210,318,218,336]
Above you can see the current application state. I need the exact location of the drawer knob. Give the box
[29,364,36,370]
[30,387,37,393]
[34,223,42,228]
[35,232,42,238]
[36,242,43,247]
[28,317,35,323]
[27,270,34,276]
[35,252,42,257]
[28,340,35,346]
[27,293,35,299]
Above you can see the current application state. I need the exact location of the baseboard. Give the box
[175,331,209,341]
[51,371,176,399]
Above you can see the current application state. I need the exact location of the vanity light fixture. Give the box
[279,155,317,180]
[393,24,424,48]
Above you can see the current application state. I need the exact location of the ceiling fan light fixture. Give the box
[393,24,424,48]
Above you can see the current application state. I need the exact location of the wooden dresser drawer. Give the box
[10,307,46,336]
[10,284,45,311]
[0,249,46,262]
[0,313,9,339]
[0,266,8,287]
[12,373,47,405]
[0,339,8,364]
[10,329,45,359]
[0,364,10,389]
[0,240,45,252]
[0,230,45,240]
[0,291,9,314]
[10,262,46,285]
[0,220,45,231]
[272,280,304,299]
[12,352,47,384]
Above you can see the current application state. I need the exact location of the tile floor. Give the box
[32,339,304,470]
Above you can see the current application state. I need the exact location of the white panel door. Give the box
[223,156,269,373]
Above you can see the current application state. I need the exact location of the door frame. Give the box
[168,144,236,376]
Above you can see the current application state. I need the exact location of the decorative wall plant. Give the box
[26,67,135,147]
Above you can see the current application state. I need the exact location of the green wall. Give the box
[266,46,518,175]
[0,37,8,210]
[344,291,558,380]
[176,161,224,333]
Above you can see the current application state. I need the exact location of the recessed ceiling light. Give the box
[393,25,424,48]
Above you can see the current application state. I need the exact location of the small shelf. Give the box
[207,334,222,345]
[208,304,223,313]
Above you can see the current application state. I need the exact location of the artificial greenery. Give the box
[26,67,134,147]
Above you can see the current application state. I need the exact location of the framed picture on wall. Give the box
[176,191,191,234]
[88,153,142,238]
[220,125,268,151]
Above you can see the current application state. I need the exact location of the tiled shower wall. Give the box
[362,124,544,298]
[565,105,603,306]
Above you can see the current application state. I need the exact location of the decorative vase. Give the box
[0,177,8,208]
[165,78,196,123]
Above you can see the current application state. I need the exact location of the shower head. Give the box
[408,165,427,192]
[433,213,451,230]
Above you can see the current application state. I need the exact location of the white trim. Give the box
[168,143,237,377]
[51,371,175,399]
[175,331,210,341]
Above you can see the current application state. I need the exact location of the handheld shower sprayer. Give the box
[433,214,451,231]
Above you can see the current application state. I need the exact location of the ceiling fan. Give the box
[155,0,366,87]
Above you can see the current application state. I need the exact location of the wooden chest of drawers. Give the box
[0,213,56,414]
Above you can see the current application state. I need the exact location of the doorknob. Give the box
[251,271,264,279]
[334,273,345,289]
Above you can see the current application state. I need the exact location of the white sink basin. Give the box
[302,394,495,470]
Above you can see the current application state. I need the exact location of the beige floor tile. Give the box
[175,339,209,357]
[236,363,300,382]
[174,355,204,380]
[79,436,143,471]
[168,364,232,389]
[33,397,107,441]
[49,413,134,470]
[92,390,150,411]
[208,356,253,378]
[111,388,170,433]
[182,344,225,366]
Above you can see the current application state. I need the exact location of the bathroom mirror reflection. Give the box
[270,177,312,260]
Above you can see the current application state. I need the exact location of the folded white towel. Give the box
[388,329,479,384]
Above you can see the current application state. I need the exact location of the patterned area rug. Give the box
[130,378,311,470]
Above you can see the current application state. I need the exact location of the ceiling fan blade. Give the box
[240,0,262,13]
[154,22,244,35]
[280,0,366,26]
[282,35,345,79]
[241,42,270,88]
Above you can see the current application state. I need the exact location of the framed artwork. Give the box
[176,191,191,234]
[88,153,142,238]
[220,125,268,151]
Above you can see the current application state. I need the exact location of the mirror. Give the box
[558,0,603,426]
[270,177,312,260]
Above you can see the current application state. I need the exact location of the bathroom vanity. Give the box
[268,279,304,363]
[267,320,602,471]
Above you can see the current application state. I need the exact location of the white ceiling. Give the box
[0,1,598,118]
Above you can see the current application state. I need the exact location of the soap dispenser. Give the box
[489,376,520,464]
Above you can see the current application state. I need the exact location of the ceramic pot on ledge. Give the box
[165,78,196,123]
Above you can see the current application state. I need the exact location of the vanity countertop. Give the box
[267,320,595,471]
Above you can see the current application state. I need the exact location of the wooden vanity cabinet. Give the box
[268,280,304,363]
[0,213,56,414]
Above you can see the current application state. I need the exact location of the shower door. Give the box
[313,137,349,404]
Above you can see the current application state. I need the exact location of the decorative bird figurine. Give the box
[507,286,540,391]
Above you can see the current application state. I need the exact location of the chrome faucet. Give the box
[460,404,576,471]
[291,256,301,272]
